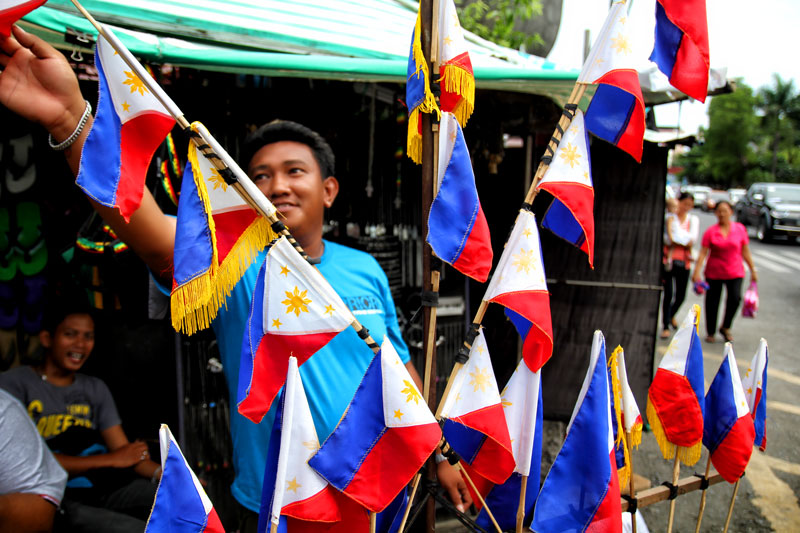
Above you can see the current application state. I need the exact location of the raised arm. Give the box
[1,26,175,278]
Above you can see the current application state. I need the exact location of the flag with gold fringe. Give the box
[171,127,277,334]
[607,345,642,488]
[647,305,705,466]
[406,0,475,164]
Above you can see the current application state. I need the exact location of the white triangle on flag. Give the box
[483,209,547,301]
[538,109,593,189]
[440,329,502,419]
[381,338,437,429]
[500,360,541,476]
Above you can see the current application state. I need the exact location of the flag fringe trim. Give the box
[439,63,475,126]
[646,398,702,466]
[407,108,423,165]
[406,9,440,165]
[630,423,643,449]
[609,347,631,488]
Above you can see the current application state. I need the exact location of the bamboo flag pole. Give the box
[666,455,681,533]
[722,479,741,533]
[627,430,637,533]
[68,0,385,356]
[693,457,712,533]
[516,475,527,533]
[397,473,422,533]
[370,511,377,533]
[456,462,503,533]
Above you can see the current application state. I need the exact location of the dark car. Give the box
[735,183,800,242]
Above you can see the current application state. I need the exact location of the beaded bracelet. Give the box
[48,100,92,151]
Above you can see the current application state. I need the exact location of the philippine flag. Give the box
[532,331,622,533]
[463,358,543,531]
[650,0,710,102]
[437,0,475,126]
[258,357,340,532]
[741,338,768,451]
[427,112,492,282]
[0,0,45,36]
[145,425,224,533]
[703,343,755,483]
[647,305,706,466]
[238,236,354,423]
[483,208,553,372]
[537,109,595,267]
[440,329,514,485]
[77,30,175,221]
[172,136,274,335]
[579,1,646,162]
[309,337,441,512]
[608,345,644,489]
[405,7,438,165]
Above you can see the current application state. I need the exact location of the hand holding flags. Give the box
[309,338,441,512]
[537,109,595,267]
[703,343,755,483]
[427,112,492,282]
[238,236,355,423]
[145,425,224,533]
[742,338,768,451]
[76,30,176,221]
[532,331,622,533]
[647,305,705,466]
[579,1,646,162]
[483,208,553,372]
[0,0,45,36]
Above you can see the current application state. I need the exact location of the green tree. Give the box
[756,74,799,179]
[457,0,544,51]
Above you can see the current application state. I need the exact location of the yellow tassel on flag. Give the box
[608,347,631,487]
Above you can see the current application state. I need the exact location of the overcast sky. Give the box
[545,0,800,135]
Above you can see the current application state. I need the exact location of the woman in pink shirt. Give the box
[692,201,758,342]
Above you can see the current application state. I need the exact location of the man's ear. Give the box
[322,176,339,208]
[39,331,52,349]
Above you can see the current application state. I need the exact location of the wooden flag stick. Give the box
[627,431,637,533]
[456,462,503,533]
[722,479,741,533]
[666,454,681,533]
[422,270,441,404]
[398,473,422,533]
[693,457,712,533]
[516,475,528,533]
[270,522,278,533]
[370,511,377,533]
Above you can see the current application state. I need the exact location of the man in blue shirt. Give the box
[0,26,472,530]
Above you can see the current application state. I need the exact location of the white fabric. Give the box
[440,329,502,419]
[436,0,468,64]
[615,349,642,433]
[537,109,592,189]
[567,331,614,453]
[741,338,768,414]
[483,209,547,301]
[188,142,249,214]
[721,344,751,419]
[658,305,699,377]
[666,213,699,247]
[500,360,541,475]
[381,337,436,429]
[578,2,641,84]
[158,425,214,514]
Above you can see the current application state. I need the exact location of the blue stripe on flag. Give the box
[585,84,636,146]
[702,358,739,454]
[650,2,683,78]
[173,160,214,286]
[257,385,286,533]
[237,258,267,406]
[542,198,586,248]
[442,419,487,465]
[505,308,532,342]
[687,331,706,419]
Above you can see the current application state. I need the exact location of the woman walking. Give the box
[661,193,699,338]
[692,201,758,342]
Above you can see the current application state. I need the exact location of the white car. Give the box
[681,185,712,207]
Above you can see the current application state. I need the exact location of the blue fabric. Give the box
[542,198,586,248]
[607,364,627,472]
[650,2,682,80]
[505,308,532,342]
[212,240,410,512]
[146,439,209,532]
[236,257,266,405]
[585,84,635,146]
[686,329,706,419]
[754,365,767,448]
[76,47,122,207]
[308,351,385,490]
[477,383,542,530]
[405,27,427,112]
[442,418,486,465]
[377,490,408,533]
[703,357,738,454]
[257,384,285,533]
[173,159,214,285]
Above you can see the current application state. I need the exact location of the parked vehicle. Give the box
[728,188,746,206]
[704,190,731,212]
[681,185,712,208]
[735,183,800,242]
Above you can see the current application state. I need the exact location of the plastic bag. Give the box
[742,281,758,318]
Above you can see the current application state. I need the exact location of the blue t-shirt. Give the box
[212,240,410,512]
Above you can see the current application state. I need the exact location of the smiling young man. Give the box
[1,27,471,530]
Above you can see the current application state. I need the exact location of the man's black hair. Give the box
[41,298,95,334]
[241,120,335,178]
[678,191,694,202]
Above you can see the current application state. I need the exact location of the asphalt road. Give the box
[637,209,800,532]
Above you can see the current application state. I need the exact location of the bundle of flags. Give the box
[238,236,354,423]
[607,345,643,487]
[309,337,441,513]
[742,338,768,451]
[650,0,710,102]
[439,329,514,485]
[702,343,755,483]
[532,331,621,532]
[171,130,276,335]
[0,0,45,36]
[647,305,705,465]
[145,425,224,533]
[427,112,492,282]
[406,0,474,164]
[537,109,595,267]
[579,0,645,162]
[76,30,176,221]
[463,358,543,530]
[483,208,553,372]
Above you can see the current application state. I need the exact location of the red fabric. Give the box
[453,403,515,484]
[117,111,175,221]
[710,415,755,483]
[459,461,493,512]
[490,290,553,372]
[0,0,45,36]
[283,485,341,523]
[451,205,492,282]
[202,508,225,533]
[594,69,645,162]
[701,223,748,280]
[585,450,622,533]
[648,368,704,447]
[538,181,595,266]
[658,0,710,102]
[211,208,259,261]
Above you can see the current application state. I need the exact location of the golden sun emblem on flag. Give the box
[512,248,537,274]
[559,143,582,168]
[122,71,149,96]
[468,366,491,393]
[401,380,422,405]
[610,33,632,55]
[208,168,228,191]
[282,287,311,316]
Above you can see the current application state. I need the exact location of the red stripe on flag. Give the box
[594,69,645,162]
[671,34,710,102]
[710,415,755,483]
[585,450,622,532]
[490,291,553,371]
[648,368,704,447]
[451,206,492,282]
[202,508,225,533]
[211,208,259,261]
[538,182,595,267]
[282,485,341,523]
